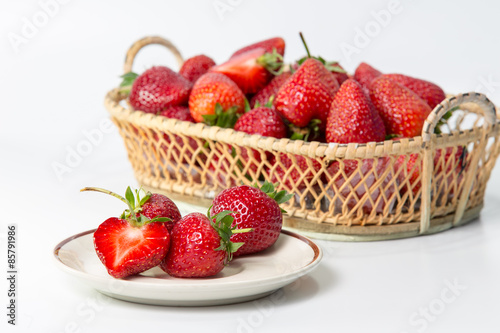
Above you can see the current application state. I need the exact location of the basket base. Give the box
[141,184,482,242]
[282,204,482,241]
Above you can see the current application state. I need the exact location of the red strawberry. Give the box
[81,186,173,278]
[234,107,287,139]
[330,63,349,86]
[234,106,287,174]
[396,146,467,199]
[188,72,246,123]
[205,153,237,189]
[370,76,432,138]
[274,58,339,129]
[326,79,386,143]
[325,158,396,214]
[211,46,284,95]
[161,211,249,278]
[140,193,182,232]
[395,153,421,198]
[159,105,194,122]
[250,72,292,108]
[179,55,216,83]
[382,74,446,109]
[210,182,292,256]
[129,66,192,114]
[231,37,285,58]
[354,62,382,90]
[270,153,323,190]
[93,217,170,278]
[158,106,200,165]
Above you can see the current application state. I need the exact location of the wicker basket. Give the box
[105,36,500,241]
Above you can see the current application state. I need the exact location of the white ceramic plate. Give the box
[53,229,322,306]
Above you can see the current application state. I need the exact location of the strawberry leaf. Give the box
[264,95,275,108]
[435,107,458,134]
[244,98,251,112]
[119,72,139,94]
[253,181,292,211]
[202,103,240,128]
[257,48,284,76]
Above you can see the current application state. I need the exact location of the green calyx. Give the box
[208,208,253,264]
[434,107,458,134]
[297,32,346,73]
[289,119,322,142]
[203,103,241,128]
[257,48,284,76]
[80,186,170,228]
[253,95,275,109]
[252,181,293,213]
[119,72,139,94]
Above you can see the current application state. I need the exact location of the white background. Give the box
[1,0,500,332]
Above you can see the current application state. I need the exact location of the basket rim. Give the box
[105,88,500,160]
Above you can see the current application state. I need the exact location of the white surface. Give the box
[1,0,500,332]
[53,230,321,306]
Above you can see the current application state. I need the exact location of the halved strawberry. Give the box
[93,217,170,278]
[211,38,285,94]
[82,186,174,278]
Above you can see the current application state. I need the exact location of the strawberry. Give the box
[381,74,446,109]
[353,62,382,90]
[179,54,216,83]
[234,106,287,174]
[274,58,339,129]
[211,45,284,94]
[326,79,386,143]
[210,182,292,256]
[269,153,323,190]
[159,105,194,122]
[230,37,285,58]
[234,106,287,139]
[370,76,432,138]
[293,33,349,86]
[396,146,467,200]
[81,186,174,278]
[161,211,250,278]
[188,72,246,123]
[325,158,396,214]
[250,71,292,108]
[205,153,238,189]
[128,66,192,114]
[93,217,170,278]
[330,63,349,86]
[158,106,200,165]
[140,193,182,232]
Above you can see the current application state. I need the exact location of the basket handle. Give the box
[419,92,497,234]
[123,36,184,74]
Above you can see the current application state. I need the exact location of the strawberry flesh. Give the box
[93,217,170,279]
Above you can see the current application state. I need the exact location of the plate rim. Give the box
[53,228,323,290]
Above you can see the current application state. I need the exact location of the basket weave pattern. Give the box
[105,37,500,240]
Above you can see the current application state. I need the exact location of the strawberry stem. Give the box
[80,186,166,228]
[299,32,311,58]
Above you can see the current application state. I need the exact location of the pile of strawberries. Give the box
[122,33,446,145]
[82,183,292,279]
[119,34,465,211]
